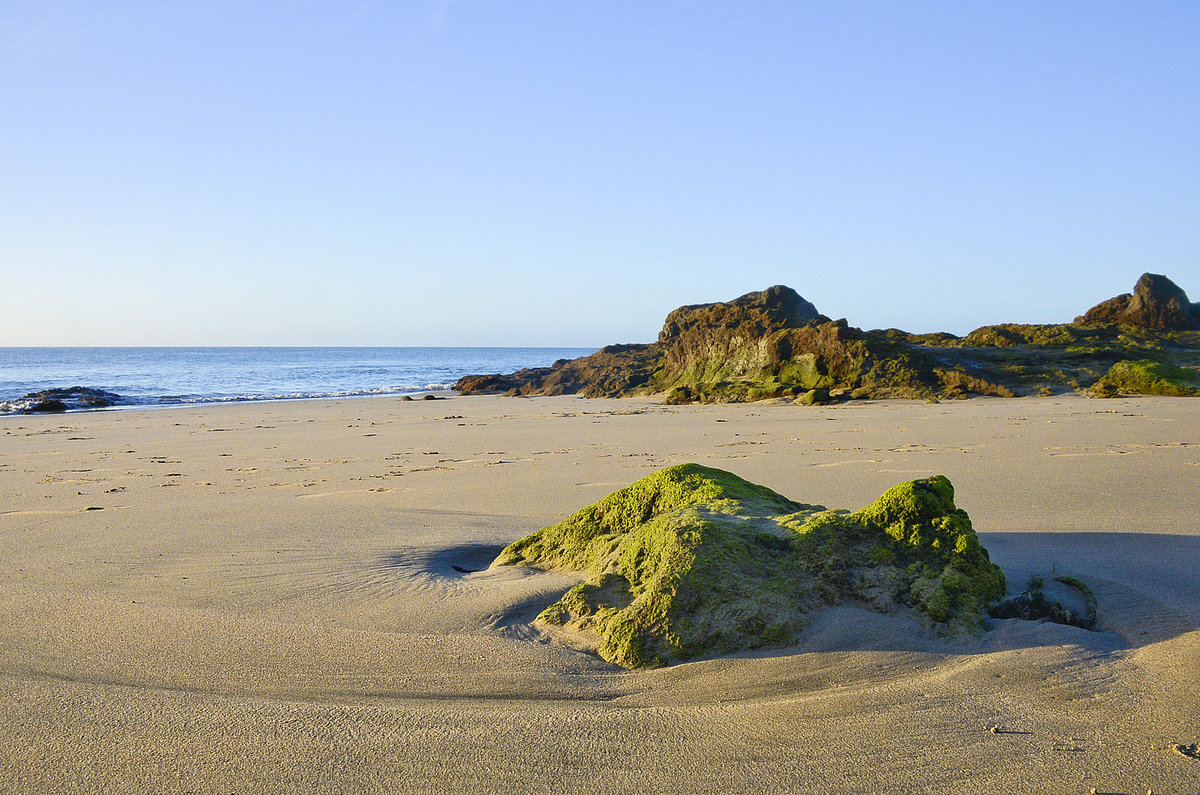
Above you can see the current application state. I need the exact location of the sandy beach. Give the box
[1,394,1198,793]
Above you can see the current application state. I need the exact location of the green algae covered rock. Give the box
[493,464,1006,668]
[1090,359,1200,397]
[646,289,1009,402]
[456,276,1200,403]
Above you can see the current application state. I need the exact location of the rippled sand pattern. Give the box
[1,395,1198,793]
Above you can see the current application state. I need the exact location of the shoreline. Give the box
[2,393,1198,792]
[0,345,599,416]
[0,386,462,418]
[5,382,1189,418]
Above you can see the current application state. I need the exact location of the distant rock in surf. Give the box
[4,387,124,414]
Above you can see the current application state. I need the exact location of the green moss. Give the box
[845,476,1005,632]
[960,323,1095,348]
[495,464,801,574]
[494,466,1008,668]
[962,326,1027,347]
[798,388,830,406]
[868,544,897,564]
[774,353,825,389]
[1055,575,1098,627]
[1091,359,1200,397]
[852,476,955,534]
[662,385,694,405]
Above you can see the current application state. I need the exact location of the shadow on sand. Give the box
[378,531,1200,660]
[982,531,1200,645]
[376,542,509,579]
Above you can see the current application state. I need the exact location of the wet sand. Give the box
[1,394,1198,793]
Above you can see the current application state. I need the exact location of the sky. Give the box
[2,1,1198,346]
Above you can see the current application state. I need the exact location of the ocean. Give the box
[0,347,597,414]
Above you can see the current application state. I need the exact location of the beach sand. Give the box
[1,394,1197,793]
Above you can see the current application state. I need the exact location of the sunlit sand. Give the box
[1,394,1197,792]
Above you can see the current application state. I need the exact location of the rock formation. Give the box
[492,464,1008,668]
[657,284,822,350]
[456,275,1200,403]
[11,387,123,414]
[1077,273,1200,330]
[458,286,1012,402]
[454,343,659,398]
[1089,359,1200,397]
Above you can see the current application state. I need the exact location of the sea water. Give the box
[0,347,596,414]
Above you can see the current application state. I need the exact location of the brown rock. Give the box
[1077,273,1200,330]
[454,284,1014,402]
[658,285,822,344]
[455,343,660,398]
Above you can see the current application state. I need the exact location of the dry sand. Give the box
[1,394,1198,793]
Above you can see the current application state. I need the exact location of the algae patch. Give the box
[1090,359,1200,397]
[493,464,1007,668]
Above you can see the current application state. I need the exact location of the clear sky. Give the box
[2,1,1198,346]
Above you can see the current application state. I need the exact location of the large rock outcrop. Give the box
[1077,273,1200,330]
[458,286,1012,402]
[658,284,822,351]
[493,464,1007,668]
[455,275,1200,403]
[652,294,1014,403]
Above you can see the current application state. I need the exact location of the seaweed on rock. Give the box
[1089,359,1200,397]
[492,464,1007,668]
[456,275,1200,403]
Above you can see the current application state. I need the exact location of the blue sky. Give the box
[2,1,1197,346]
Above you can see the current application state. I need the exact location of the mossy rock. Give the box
[1090,359,1200,397]
[456,281,1200,404]
[798,388,830,406]
[493,465,1006,668]
[662,385,694,405]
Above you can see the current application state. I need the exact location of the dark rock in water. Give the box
[27,399,68,413]
[1077,273,1200,330]
[15,387,123,414]
[493,465,1006,668]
